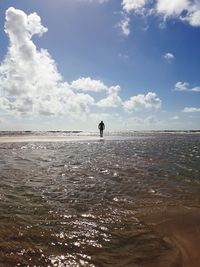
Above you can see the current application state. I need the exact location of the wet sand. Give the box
[138,206,200,267]
[0,135,100,143]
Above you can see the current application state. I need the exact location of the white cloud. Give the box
[163,52,175,61]
[156,0,189,17]
[119,15,131,36]
[0,7,96,117]
[0,7,61,98]
[175,81,189,91]
[96,85,122,108]
[119,0,200,36]
[191,86,200,92]
[184,8,200,27]
[81,0,200,37]
[183,107,200,112]
[122,0,149,12]
[5,7,48,41]
[156,0,200,27]
[123,92,162,111]
[0,7,165,130]
[70,77,108,92]
[175,81,200,92]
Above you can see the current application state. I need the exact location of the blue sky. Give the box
[0,0,199,131]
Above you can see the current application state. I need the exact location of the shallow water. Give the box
[0,133,200,266]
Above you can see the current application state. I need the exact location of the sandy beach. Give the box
[0,135,101,143]
[137,205,200,267]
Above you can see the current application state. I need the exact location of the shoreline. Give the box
[0,135,101,143]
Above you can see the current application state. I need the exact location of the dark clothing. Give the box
[98,122,105,130]
[98,121,105,137]
[100,129,103,137]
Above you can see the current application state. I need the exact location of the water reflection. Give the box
[0,133,200,266]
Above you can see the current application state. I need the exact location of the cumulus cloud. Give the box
[1,7,54,97]
[156,0,189,17]
[119,0,200,36]
[183,107,200,112]
[1,8,58,97]
[5,7,48,41]
[0,7,163,126]
[70,77,108,92]
[122,0,149,12]
[0,7,96,117]
[96,85,122,108]
[156,0,200,27]
[163,52,175,61]
[78,0,200,38]
[184,8,200,27]
[123,92,162,111]
[175,81,200,92]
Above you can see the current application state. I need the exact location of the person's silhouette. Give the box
[98,121,105,137]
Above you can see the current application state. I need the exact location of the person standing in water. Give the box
[98,121,105,137]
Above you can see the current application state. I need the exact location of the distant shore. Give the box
[0,130,200,143]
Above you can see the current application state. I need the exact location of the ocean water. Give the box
[0,132,200,266]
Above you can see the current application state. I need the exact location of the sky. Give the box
[0,0,199,131]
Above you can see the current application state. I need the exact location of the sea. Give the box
[0,131,200,267]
